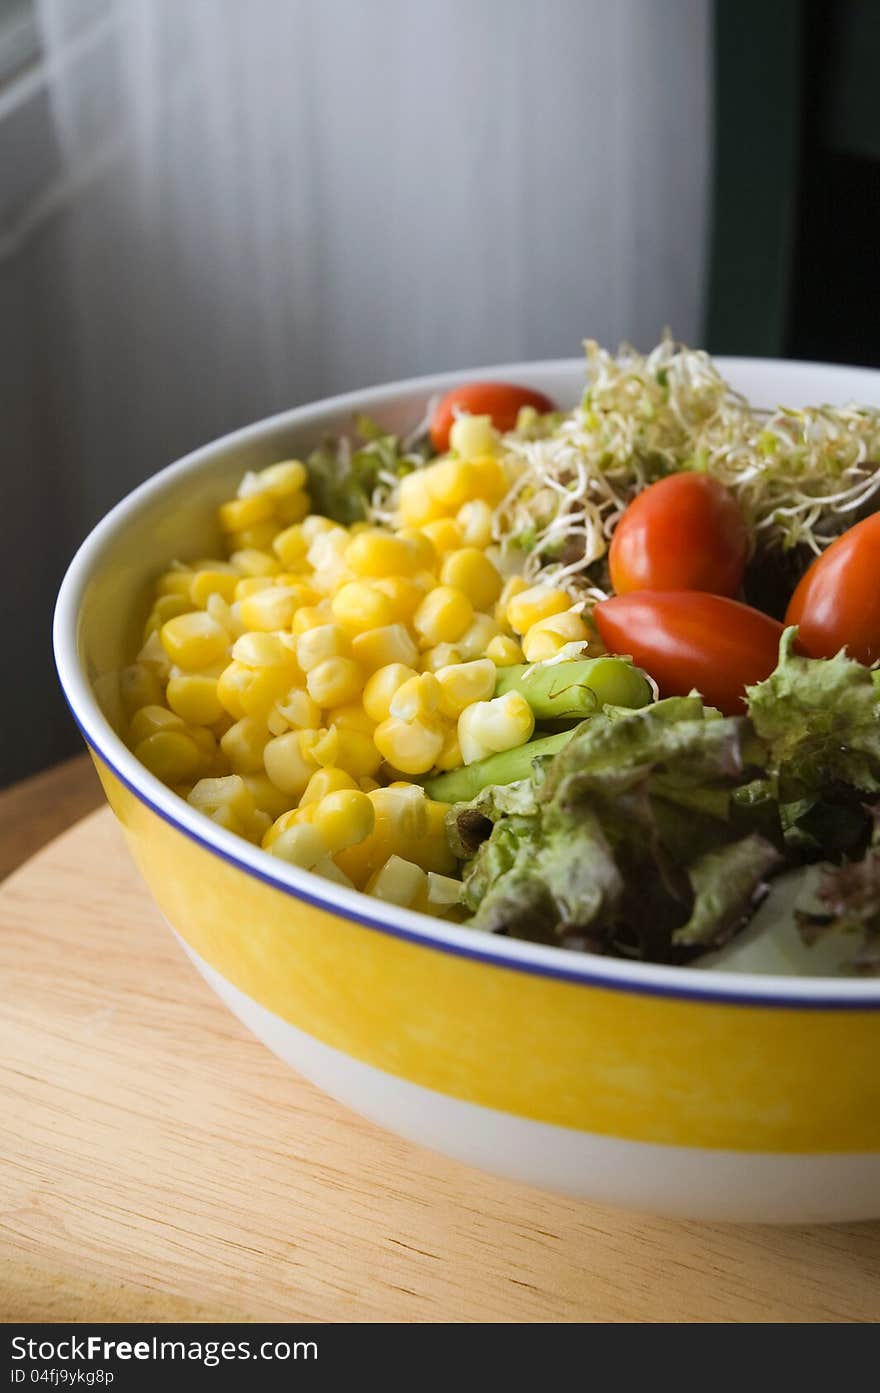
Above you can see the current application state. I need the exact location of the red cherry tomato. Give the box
[430,381,556,453]
[609,473,749,598]
[785,512,880,664]
[594,591,784,715]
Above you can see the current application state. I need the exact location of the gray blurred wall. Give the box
[0,0,710,786]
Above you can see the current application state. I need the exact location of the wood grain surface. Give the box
[0,754,102,882]
[2,808,880,1323]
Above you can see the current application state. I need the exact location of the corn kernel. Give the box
[427,872,463,907]
[156,569,195,598]
[274,490,310,525]
[188,773,254,822]
[366,855,428,907]
[389,673,442,721]
[398,470,442,527]
[220,716,270,774]
[363,663,418,723]
[434,726,462,771]
[159,612,229,670]
[231,520,279,552]
[312,857,355,888]
[435,659,496,717]
[187,723,219,766]
[232,631,297,669]
[455,611,502,660]
[300,515,338,544]
[414,799,458,874]
[263,730,318,796]
[486,634,524,666]
[374,715,444,775]
[144,593,193,636]
[274,687,322,730]
[456,499,494,549]
[272,524,309,568]
[299,727,340,768]
[194,802,243,834]
[234,576,276,601]
[206,593,245,639]
[300,767,359,804]
[420,643,462,672]
[119,664,164,719]
[351,623,419,673]
[425,459,474,508]
[261,808,301,848]
[496,574,529,627]
[329,704,376,735]
[219,492,275,532]
[359,776,380,793]
[190,569,239,607]
[311,789,375,853]
[335,728,381,777]
[345,529,417,578]
[135,729,201,784]
[440,548,502,610]
[396,528,437,571]
[468,455,507,502]
[420,518,463,553]
[136,630,172,678]
[413,586,473,646]
[335,785,427,887]
[128,704,185,745]
[216,660,253,719]
[229,548,280,577]
[259,460,308,496]
[307,526,349,572]
[458,691,535,765]
[268,822,328,869]
[296,623,351,672]
[506,584,571,635]
[241,666,300,720]
[370,575,427,623]
[241,772,294,819]
[449,413,498,459]
[521,610,589,661]
[305,656,363,708]
[292,602,333,634]
[267,706,289,736]
[331,582,395,635]
[239,586,304,632]
[166,673,224,726]
[245,808,273,844]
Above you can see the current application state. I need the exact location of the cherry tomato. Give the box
[785,512,880,664]
[594,591,784,715]
[430,381,556,453]
[609,473,749,598]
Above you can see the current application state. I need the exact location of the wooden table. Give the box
[2,759,880,1322]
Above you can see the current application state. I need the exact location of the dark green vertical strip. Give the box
[704,0,804,356]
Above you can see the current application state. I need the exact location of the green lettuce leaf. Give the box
[459,697,781,960]
[306,417,430,524]
[747,627,880,803]
[795,805,880,973]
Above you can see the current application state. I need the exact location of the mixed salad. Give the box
[120,338,880,974]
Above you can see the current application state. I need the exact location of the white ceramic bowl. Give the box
[55,356,880,1222]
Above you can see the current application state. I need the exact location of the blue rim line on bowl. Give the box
[53,358,880,1014]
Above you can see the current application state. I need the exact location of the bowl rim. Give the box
[54,354,880,1010]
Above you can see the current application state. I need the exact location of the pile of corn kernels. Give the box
[122,416,590,913]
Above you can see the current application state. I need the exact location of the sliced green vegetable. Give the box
[494,657,653,720]
[424,729,575,804]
